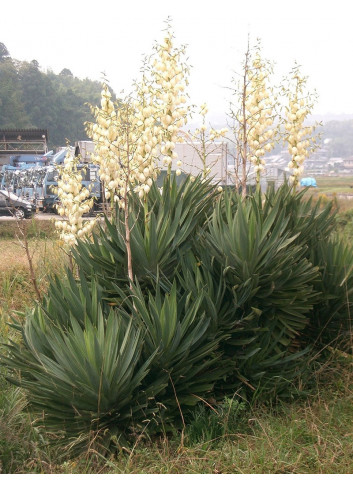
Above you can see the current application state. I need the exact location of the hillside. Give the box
[0,42,108,148]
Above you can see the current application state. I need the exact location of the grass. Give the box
[304,175,353,213]
[1,204,353,474]
[0,240,65,304]
[87,357,353,474]
[1,354,352,473]
[311,176,353,195]
[0,221,67,338]
[0,218,56,239]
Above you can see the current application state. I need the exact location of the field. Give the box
[307,175,353,212]
[1,180,353,474]
[314,176,353,194]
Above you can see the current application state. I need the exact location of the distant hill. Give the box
[0,42,113,149]
[310,113,353,123]
[203,112,353,159]
[320,119,353,158]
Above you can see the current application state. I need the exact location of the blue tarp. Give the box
[300,177,317,187]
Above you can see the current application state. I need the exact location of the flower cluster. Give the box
[87,83,159,206]
[152,29,191,175]
[283,65,318,187]
[132,76,161,198]
[87,27,191,204]
[54,154,96,246]
[209,127,228,141]
[244,51,277,185]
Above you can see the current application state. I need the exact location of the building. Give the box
[343,157,353,172]
[0,128,48,169]
[226,164,291,191]
[160,141,228,184]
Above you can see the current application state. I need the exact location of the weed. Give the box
[185,398,248,447]
[0,219,56,240]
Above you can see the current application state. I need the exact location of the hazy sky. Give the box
[1,0,351,120]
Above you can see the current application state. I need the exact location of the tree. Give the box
[0,42,10,61]
[322,120,353,158]
[16,62,102,147]
[0,48,110,147]
[59,68,73,77]
[18,60,59,131]
[0,58,29,127]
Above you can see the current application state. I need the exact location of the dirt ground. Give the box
[0,239,32,271]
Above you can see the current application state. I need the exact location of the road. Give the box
[0,212,95,221]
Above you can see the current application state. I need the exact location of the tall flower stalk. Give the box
[88,84,160,208]
[85,24,191,281]
[246,50,277,190]
[151,24,191,178]
[282,63,319,188]
[228,40,279,195]
[87,84,160,283]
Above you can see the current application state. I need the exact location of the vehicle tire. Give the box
[14,208,26,220]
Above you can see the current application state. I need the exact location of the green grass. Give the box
[0,218,56,239]
[301,175,353,214]
[1,354,352,473]
[314,176,353,194]
[305,176,353,207]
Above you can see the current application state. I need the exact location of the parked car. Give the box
[0,190,35,219]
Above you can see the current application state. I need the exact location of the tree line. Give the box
[0,42,107,148]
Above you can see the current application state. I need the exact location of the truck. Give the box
[0,142,102,213]
[37,163,101,213]
[9,152,53,168]
[0,151,53,197]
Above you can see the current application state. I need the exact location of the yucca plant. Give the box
[2,277,160,451]
[73,175,217,299]
[3,175,353,454]
[261,184,336,258]
[103,263,230,428]
[2,269,229,445]
[1,176,226,450]
[261,185,353,352]
[307,237,353,351]
[204,189,320,396]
